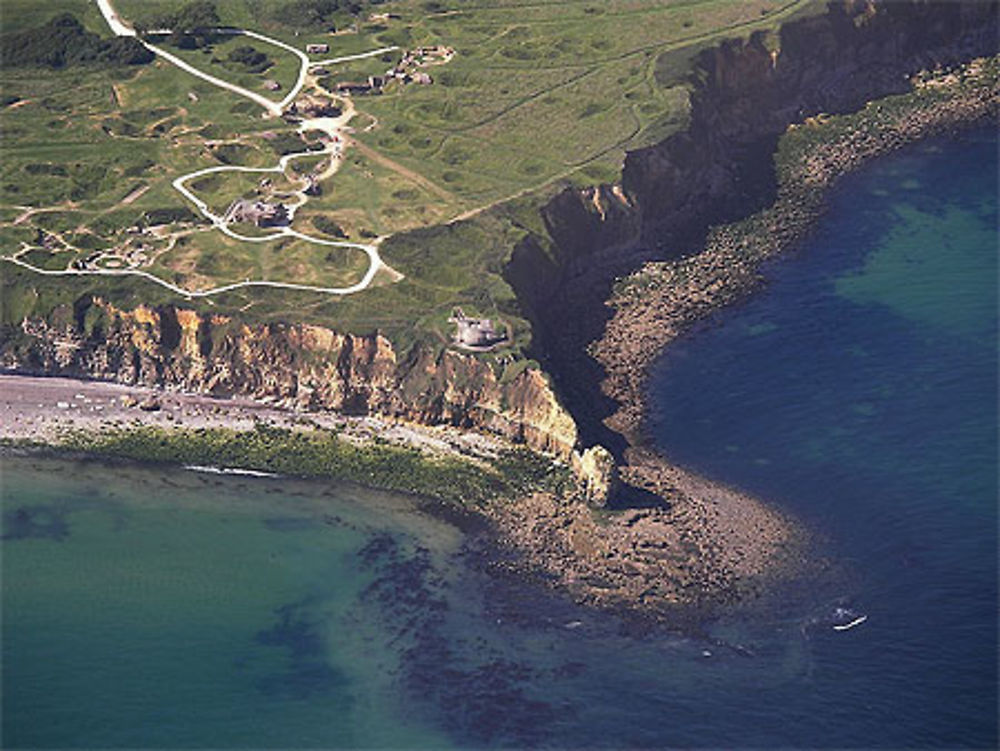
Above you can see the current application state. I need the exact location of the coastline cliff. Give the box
[1,298,578,459]
[1,0,996,617]
[505,0,997,453]
[2,2,994,468]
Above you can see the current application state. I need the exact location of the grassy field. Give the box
[1,0,828,362]
[150,31,304,95]
[107,0,824,217]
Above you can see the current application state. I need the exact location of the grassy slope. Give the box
[1,0,826,363]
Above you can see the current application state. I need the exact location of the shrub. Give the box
[227,45,272,74]
[0,14,153,69]
[140,207,202,227]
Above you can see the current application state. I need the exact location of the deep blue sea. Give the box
[649,126,999,748]
[2,128,997,749]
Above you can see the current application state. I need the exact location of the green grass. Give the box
[0,0,107,34]
[149,229,372,290]
[1,0,828,362]
[149,32,303,95]
[293,146,457,240]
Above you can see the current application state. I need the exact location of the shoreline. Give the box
[0,372,579,511]
[596,57,998,447]
[0,372,509,464]
[500,55,999,620]
[0,369,808,621]
[2,59,995,626]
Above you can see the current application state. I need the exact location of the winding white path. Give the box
[2,0,391,299]
[3,252,380,297]
[95,1,308,115]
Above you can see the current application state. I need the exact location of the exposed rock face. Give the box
[0,0,995,621]
[4,2,991,471]
[574,444,619,508]
[596,62,997,442]
[505,0,999,452]
[2,298,579,459]
[486,448,809,618]
[624,1,997,239]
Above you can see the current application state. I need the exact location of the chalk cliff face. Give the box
[2,298,579,459]
[505,0,998,451]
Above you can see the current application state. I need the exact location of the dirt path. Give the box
[347,137,454,201]
[118,184,149,206]
[10,0,392,298]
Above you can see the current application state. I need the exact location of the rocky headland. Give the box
[2,0,997,622]
[491,1,998,616]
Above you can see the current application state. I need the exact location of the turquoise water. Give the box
[3,128,997,749]
[1,459,458,748]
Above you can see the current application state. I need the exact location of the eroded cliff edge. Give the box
[1,0,997,618]
[507,0,998,453]
[1,300,579,459]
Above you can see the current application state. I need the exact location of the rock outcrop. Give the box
[505,0,998,452]
[0,0,995,620]
[574,444,619,508]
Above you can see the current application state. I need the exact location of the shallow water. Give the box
[3,129,997,749]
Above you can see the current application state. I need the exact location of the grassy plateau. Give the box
[1,0,825,362]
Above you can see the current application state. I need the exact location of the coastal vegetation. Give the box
[0,0,995,628]
[0,13,153,68]
[23,422,573,508]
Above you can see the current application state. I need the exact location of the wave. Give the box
[183,464,281,478]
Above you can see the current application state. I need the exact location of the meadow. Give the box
[1,0,826,360]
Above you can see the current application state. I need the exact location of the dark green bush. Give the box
[0,14,153,69]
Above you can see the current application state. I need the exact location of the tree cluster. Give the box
[271,0,368,31]
[0,14,153,69]
[226,45,273,74]
[138,1,222,49]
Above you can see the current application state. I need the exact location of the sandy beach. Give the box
[0,372,507,464]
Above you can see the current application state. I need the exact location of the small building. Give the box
[306,43,329,54]
[448,308,506,349]
[412,72,432,85]
[263,79,281,91]
[311,66,329,76]
[223,199,289,227]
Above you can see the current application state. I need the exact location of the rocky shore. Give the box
[2,4,996,625]
[475,57,998,621]
[484,447,810,623]
[5,62,995,626]
[595,57,998,446]
[0,373,509,463]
